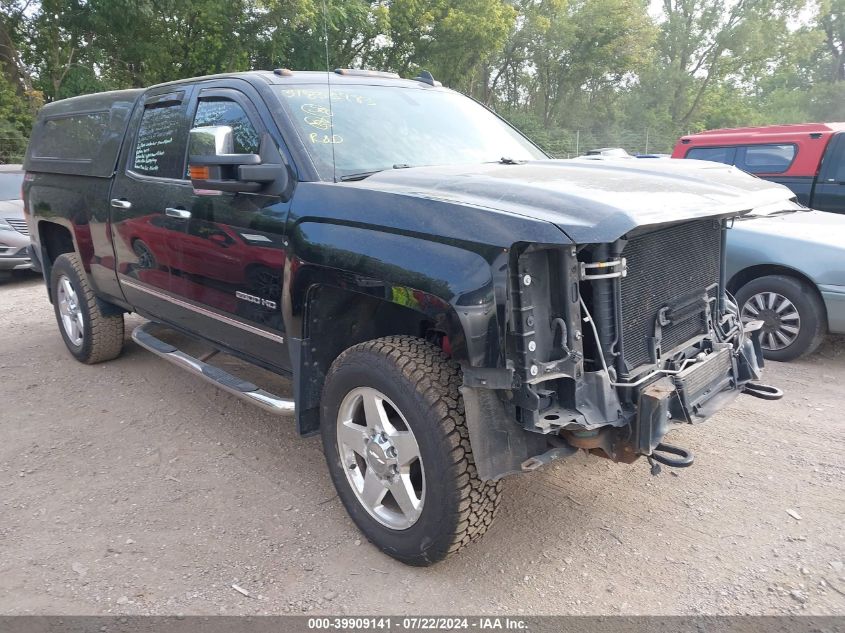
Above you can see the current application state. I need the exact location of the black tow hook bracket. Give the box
[743,382,784,401]
[648,443,694,475]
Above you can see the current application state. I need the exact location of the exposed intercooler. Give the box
[620,219,722,370]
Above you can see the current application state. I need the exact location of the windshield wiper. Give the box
[339,164,412,182]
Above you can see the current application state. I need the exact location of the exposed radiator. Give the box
[620,220,722,369]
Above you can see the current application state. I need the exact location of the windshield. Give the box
[272,84,546,181]
[0,173,23,201]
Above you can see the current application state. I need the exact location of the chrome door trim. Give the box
[120,277,285,345]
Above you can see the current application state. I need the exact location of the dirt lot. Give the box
[1,271,844,616]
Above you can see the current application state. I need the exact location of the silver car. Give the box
[727,201,845,361]
[0,164,32,278]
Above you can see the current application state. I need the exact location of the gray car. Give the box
[727,201,845,361]
[0,165,32,278]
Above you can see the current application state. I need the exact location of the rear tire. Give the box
[50,253,125,364]
[320,336,502,566]
[736,274,826,362]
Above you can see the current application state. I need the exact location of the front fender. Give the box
[284,183,572,435]
[287,219,508,368]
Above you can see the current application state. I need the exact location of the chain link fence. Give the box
[525,128,686,159]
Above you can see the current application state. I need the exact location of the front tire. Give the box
[736,274,827,362]
[320,336,502,566]
[51,253,125,364]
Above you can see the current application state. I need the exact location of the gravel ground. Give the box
[1,271,844,616]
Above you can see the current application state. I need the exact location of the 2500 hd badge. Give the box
[236,290,277,310]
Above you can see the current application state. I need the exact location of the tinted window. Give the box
[686,146,736,164]
[133,104,187,179]
[0,173,23,200]
[823,137,845,183]
[31,112,110,160]
[741,144,796,174]
[192,99,260,154]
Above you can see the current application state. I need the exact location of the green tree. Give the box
[0,0,32,97]
[86,0,261,88]
[488,0,655,127]
[818,0,844,82]
[373,0,515,94]
[264,0,388,71]
[634,0,801,131]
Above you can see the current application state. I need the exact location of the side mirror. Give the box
[188,127,290,197]
[189,125,235,156]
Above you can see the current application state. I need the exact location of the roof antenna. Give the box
[321,0,337,183]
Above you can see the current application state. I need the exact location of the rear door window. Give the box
[685,146,736,165]
[132,102,189,179]
[739,144,796,174]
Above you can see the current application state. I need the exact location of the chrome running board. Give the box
[131,322,295,415]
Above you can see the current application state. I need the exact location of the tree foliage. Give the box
[0,0,842,160]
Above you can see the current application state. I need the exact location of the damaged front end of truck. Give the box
[459,165,785,480]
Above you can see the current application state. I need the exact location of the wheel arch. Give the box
[291,282,473,436]
[37,220,76,302]
[729,263,829,360]
[728,264,824,306]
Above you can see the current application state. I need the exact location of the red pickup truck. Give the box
[672,123,845,213]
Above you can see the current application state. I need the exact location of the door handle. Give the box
[110,199,132,210]
[165,207,191,219]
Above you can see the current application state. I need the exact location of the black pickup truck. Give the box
[23,69,782,565]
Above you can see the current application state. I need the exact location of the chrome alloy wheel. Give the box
[57,274,84,347]
[336,387,425,530]
[741,291,801,351]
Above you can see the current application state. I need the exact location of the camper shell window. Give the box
[23,89,143,177]
[29,112,111,164]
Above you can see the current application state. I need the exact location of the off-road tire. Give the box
[51,253,125,363]
[736,274,827,362]
[320,336,502,566]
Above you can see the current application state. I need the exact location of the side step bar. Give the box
[131,322,295,415]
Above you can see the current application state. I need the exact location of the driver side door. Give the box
[165,85,292,371]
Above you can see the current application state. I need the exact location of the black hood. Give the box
[348,158,797,244]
